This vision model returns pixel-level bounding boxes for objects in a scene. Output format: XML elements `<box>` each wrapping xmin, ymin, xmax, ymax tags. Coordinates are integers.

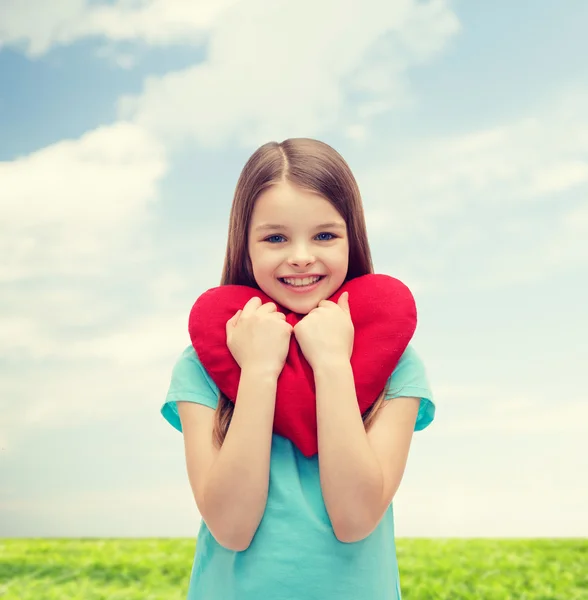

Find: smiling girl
<box><xmin>161</xmin><ymin>138</ymin><xmax>435</xmax><ymax>599</ymax></box>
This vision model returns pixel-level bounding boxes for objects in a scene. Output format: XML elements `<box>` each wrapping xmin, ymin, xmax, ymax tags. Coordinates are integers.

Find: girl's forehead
<box><xmin>252</xmin><ymin>184</ymin><xmax>344</xmax><ymax>224</ymax></box>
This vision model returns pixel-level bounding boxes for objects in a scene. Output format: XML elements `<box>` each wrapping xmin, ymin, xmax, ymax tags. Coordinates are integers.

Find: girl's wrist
<box><xmin>311</xmin><ymin>355</ymin><xmax>352</xmax><ymax>378</ymax></box>
<box><xmin>240</xmin><ymin>362</ymin><xmax>281</xmax><ymax>382</ymax></box>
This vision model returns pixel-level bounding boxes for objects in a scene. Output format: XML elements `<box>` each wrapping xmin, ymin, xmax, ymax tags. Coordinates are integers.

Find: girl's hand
<box><xmin>226</xmin><ymin>296</ymin><xmax>293</xmax><ymax>377</ymax></box>
<box><xmin>293</xmin><ymin>292</ymin><xmax>354</xmax><ymax>370</ymax></box>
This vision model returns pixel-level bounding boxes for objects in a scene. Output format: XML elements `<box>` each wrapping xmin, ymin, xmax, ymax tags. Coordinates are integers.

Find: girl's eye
<box><xmin>265</xmin><ymin>235</ymin><xmax>286</xmax><ymax>243</ymax></box>
<box><xmin>316</xmin><ymin>232</ymin><xmax>335</xmax><ymax>241</ymax></box>
<box><xmin>264</xmin><ymin>233</ymin><xmax>336</xmax><ymax>243</ymax></box>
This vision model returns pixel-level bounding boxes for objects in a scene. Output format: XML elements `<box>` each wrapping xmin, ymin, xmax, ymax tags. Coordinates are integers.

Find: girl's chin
<box><xmin>278</xmin><ymin>295</ymin><xmax>325</xmax><ymax>315</ymax></box>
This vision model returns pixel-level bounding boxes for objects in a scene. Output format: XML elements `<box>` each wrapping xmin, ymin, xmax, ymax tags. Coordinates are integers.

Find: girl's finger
<box><xmin>226</xmin><ymin>309</ymin><xmax>242</xmax><ymax>328</ymax></box>
<box><xmin>241</xmin><ymin>296</ymin><xmax>262</xmax><ymax>317</ymax></box>
<box><xmin>338</xmin><ymin>291</ymin><xmax>350</xmax><ymax>313</ymax></box>
<box><xmin>259</xmin><ymin>301</ymin><xmax>278</xmax><ymax>313</ymax></box>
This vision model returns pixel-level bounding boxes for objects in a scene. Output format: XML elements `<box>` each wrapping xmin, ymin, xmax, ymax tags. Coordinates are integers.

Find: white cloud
<box><xmin>431</xmin><ymin>383</ymin><xmax>588</xmax><ymax>434</ymax></box>
<box><xmin>542</xmin><ymin>204</ymin><xmax>588</xmax><ymax>269</ymax></box>
<box><xmin>0</xmin><ymin>0</ymin><xmax>459</xmax><ymax>71</ymax></box>
<box><xmin>20</xmin><ymin>360</ymin><xmax>173</xmax><ymax>426</ymax></box>
<box><xmin>1</xmin><ymin>0</ymin><xmax>460</xmax><ymax>147</ymax></box>
<box><xmin>0</xmin><ymin>121</ymin><xmax>171</xmax><ymax>448</ymax></box>
<box><xmin>0</xmin><ymin>110</ymin><xmax>233</xmax><ymax>454</ymax></box>
<box><xmin>526</xmin><ymin>160</ymin><xmax>588</xmax><ymax>197</ymax></box>
<box><xmin>95</xmin><ymin>44</ymin><xmax>138</xmax><ymax>69</ymax></box>
<box><xmin>394</xmin><ymin>382</ymin><xmax>588</xmax><ymax>537</ymax></box>
<box><xmin>363</xmin><ymin>90</ymin><xmax>588</xmax><ymax>235</ymax></box>
<box><xmin>118</xmin><ymin>0</ymin><xmax>459</xmax><ymax>147</ymax></box>
<box><xmin>360</xmin><ymin>88</ymin><xmax>588</xmax><ymax>289</ymax></box>
<box><xmin>0</xmin><ymin>325</ymin><xmax>186</xmax><ymax>450</ymax></box>
<box><xmin>0</xmin><ymin>0</ymin><xmax>238</xmax><ymax>56</ymax></box>
<box><xmin>0</xmin><ymin>121</ymin><xmax>167</xmax><ymax>281</ymax></box>
<box><xmin>0</xmin><ymin>241</ymin><xmax>222</xmax><ymax>450</ymax></box>
<box><xmin>64</xmin><ymin>313</ymin><xmax>190</xmax><ymax>366</ymax></box>
<box><xmin>445</xmin><ymin>398</ymin><xmax>588</xmax><ymax>435</ymax></box>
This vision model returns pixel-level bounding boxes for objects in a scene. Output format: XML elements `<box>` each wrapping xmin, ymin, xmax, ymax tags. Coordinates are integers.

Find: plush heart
<box><xmin>188</xmin><ymin>274</ymin><xmax>417</xmax><ymax>457</ymax></box>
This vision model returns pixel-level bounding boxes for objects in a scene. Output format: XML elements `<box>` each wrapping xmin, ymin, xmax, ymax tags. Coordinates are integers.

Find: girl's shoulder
<box><xmin>395</xmin><ymin>344</ymin><xmax>423</xmax><ymax>367</ymax></box>
<box><xmin>171</xmin><ymin>345</ymin><xmax>216</xmax><ymax>386</ymax></box>
<box><xmin>392</xmin><ymin>345</ymin><xmax>431</xmax><ymax>383</ymax></box>
<box><xmin>161</xmin><ymin>346</ymin><xmax>220</xmax><ymax>431</ymax></box>
<box><xmin>386</xmin><ymin>345</ymin><xmax>435</xmax><ymax>430</ymax></box>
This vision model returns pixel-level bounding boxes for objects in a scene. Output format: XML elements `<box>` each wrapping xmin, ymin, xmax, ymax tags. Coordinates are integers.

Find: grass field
<box><xmin>1</xmin><ymin>538</ymin><xmax>586</xmax><ymax>599</ymax></box>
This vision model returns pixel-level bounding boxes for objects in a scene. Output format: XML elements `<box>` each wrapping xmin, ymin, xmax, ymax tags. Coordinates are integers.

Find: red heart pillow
<box><xmin>189</xmin><ymin>274</ymin><xmax>417</xmax><ymax>457</ymax></box>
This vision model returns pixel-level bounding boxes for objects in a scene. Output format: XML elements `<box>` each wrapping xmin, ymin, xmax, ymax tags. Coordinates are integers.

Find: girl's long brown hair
<box><xmin>212</xmin><ymin>138</ymin><xmax>387</xmax><ymax>448</ymax></box>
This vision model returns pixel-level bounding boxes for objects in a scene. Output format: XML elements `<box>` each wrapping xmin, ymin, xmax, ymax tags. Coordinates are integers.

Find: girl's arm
<box><xmin>178</xmin><ymin>366</ymin><xmax>277</xmax><ymax>552</ymax></box>
<box><xmin>314</xmin><ymin>359</ymin><xmax>420</xmax><ymax>543</ymax></box>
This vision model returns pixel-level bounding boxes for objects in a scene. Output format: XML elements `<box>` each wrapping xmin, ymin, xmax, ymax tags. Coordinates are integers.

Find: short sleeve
<box><xmin>384</xmin><ymin>345</ymin><xmax>435</xmax><ymax>431</ymax></box>
<box><xmin>160</xmin><ymin>346</ymin><xmax>220</xmax><ymax>432</ymax></box>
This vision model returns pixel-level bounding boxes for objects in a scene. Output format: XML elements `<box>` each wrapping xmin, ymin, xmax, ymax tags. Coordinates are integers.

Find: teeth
<box><xmin>282</xmin><ymin>276</ymin><xmax>321</xmax><ymax>287</ymax></box>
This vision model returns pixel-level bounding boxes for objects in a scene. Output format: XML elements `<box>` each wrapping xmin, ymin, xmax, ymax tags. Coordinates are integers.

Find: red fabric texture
<box><xmin>189</xmin><ymin>274</ymin><xmax>417</xmax><ymax>457</ymax></box>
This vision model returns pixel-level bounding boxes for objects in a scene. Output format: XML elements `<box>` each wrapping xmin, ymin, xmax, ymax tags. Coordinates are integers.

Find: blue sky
<box><xmin>1</xmin><ymin>0</ymin><xmax>586</xmax><ymax>538</ymax></box>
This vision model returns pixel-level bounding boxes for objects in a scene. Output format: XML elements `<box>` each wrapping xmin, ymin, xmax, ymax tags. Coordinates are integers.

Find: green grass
<box><xmin>0</xmin><ymin>538</ymin><xmax>586</xmax><ymax>599</ymax></box>
<box><xmin>396</xmin><ymin>539</ymin><xmax>587</xmax><ymax>599</ymax></box>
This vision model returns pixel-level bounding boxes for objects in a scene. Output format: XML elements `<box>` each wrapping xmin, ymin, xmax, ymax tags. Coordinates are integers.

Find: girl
<box><xmin>161</xmin><ymin>138</ymin><xmax>435</xmax><ymax>599</ymax></box>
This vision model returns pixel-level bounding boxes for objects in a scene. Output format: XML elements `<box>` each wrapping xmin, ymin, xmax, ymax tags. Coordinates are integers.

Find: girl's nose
<box><xmin>288</xmin><ymin>249</ymin><xmax>316</xmax><ymax>268</ymax></box>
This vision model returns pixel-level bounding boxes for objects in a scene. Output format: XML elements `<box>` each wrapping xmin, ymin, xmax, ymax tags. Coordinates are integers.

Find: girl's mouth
<box><xmin>278</xmin><ymin>275</ymin><xmax>326</xmax><ymax>292</ymax></box>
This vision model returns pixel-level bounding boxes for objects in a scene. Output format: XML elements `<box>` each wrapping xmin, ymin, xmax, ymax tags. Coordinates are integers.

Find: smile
<box><xmin>279</xmin><ymin>275</ymin><xmax>325</xmax><ymax>288</ymax></box>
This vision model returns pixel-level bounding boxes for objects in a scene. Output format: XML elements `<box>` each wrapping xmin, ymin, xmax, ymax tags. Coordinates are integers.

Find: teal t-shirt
<box><xmin>161</xmin><ymin>345</ymin><xmax>435</xmax><ymax>600</ymax></box>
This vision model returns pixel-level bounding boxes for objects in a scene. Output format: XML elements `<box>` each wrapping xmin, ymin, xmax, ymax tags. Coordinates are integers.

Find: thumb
<box><xmin>227</xmin><ymin>309</ymin><xmax>242</xmax><ymax>329</ymax></box>
<box><xmin>338</xmin><ymin>291</ymin><xmax>350</xmax><ymax>313</ymax></box>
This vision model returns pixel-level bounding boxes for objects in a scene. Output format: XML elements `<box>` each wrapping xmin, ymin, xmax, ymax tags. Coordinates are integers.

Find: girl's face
<box><xmin>248</xmin><ymin>181</ymin><xmax>349</xmax><ymax>315</ymax></box>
